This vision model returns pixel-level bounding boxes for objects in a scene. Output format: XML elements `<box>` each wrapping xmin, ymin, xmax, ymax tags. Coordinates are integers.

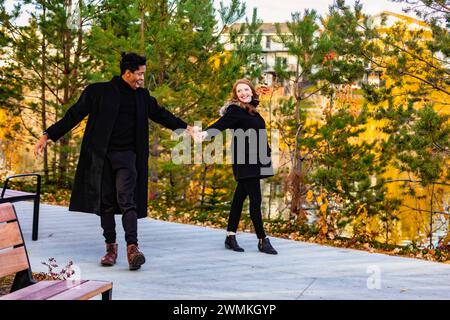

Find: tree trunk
<box><xmin>149</xmin><ymin>129</ymin><xmax>160</xmax><ymax>198</ymax></box>
<box><xmin>58</xmin><ymin>0</ymin><xmax>73</xmax><ymax>186</ymax></box>
<box><xmin>289</xmin><ymin>85</ymin><xmax>307</xmax><ymax>222</ymax></box>
<box><xmin>139</xmin><ymin>0</ymin><xmax>145</xmax><ymax>55</ymax></box>
<box><xmin>429</xmin><ymin>183</ymin><xmax>435</xmax><ymax>248</ymax></box>
<box><xmin>200</xmin><ymin>165</ymin><xmax>209</xmax><ymax>212</ymax></box>
<box><xmin>149</xmin><ymin>0</ymin><xmax>169</xmax><ymax>198</ymax></box>
<box><xmin>41</xmin><ymin>3</ymin><xmax>49</xmax><ymax>181</ymax></box>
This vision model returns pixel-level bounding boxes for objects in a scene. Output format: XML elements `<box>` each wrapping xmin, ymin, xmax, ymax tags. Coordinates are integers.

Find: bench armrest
<box><xmin>1</xmin><ymin>174</ymin><xmax>42</xmax><ymax>198</ymax></box>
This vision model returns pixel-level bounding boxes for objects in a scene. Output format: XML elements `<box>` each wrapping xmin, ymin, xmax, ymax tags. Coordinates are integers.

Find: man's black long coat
<box><xmin>45</xmin><ymin>77</ymin><xmax>187</xmax><ymax>219</ymax></box>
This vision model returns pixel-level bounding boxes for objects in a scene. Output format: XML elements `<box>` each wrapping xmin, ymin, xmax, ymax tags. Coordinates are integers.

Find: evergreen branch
<box><xmin>18</xmin><ymin>111</ymin><xmax>38</xmax><ymax>139</ymax></box>
<box><xmin>400</xmin><ymin>203</ymin><xmax>449</xmax><ymax>215</ymax></box>
<box><xmin>360</xmin><ymin>51</ymin><xmax>450</xmax><ymax>96</ymax></box>
<box><xmin>382</xmin><ymin>179</ymin><xmax>450</xmax><ymax>186</ymax></box>
<box><xmin>27</xmin><ymin>63</ymin><xmax>65</xmax><ymax>105</ymax></box>
<box><xmin>7</xmin><ymin>102</ymin><xmax>39</xmax><ymax>114</ymax></box>
<box><xmin>387</xmin><ymin>38</ymin><xmax>450</xmax><ymax>76</ymax></box>
<box><xmin>275</xmin><ymin>120</ymin><xmax>294</xmax><ymax>164</ymax></box>
<box><xmin>400</xmin><ymin>70</ymin><xmax>450</xmax><ymax>95</ymax></box>
<box><xmin>400</xmin><ymin>0</ymin><xmax>450</xmax><ymax>15</ymax></box>
<box><xmin>302</xmin><ymin>85</ymin><xmax>327</xmax><ymax>100</ymax></box>
<box><xmin>425</xmin><ymin>98</ymin><xmax>450</xmax><ymax>105</ymax></box>
<box><xmin>432</xmin><ymin>141</ymin><xmax>450</xmax><ymax>154</ymax></box>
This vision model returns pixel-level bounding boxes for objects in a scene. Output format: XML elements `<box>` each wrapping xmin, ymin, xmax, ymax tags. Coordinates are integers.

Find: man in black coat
<box><xmin>34</xmin><ymin>52</ymin><xmax>195</xmax><ymax>270</ymax></box>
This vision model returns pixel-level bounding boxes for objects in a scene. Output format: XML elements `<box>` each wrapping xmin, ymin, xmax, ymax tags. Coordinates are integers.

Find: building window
<box><xmin>266</xmin><ymin>36</ymin><xmax>271</xmax><ymax>49</ymax></box>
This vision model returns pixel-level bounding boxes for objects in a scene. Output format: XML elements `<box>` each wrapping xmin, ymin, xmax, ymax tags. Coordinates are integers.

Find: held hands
<box><xmin>186</xmin><ymin>125</ymin><xmax>206</xmax><ymax>143</ymax></box>
<box><xmin>34</xmin><ymin>134</ymin><xmax>49</xmax><ymax>158</ymax></box>
<box><xmin>194</xmin><ymin>131</ymin><xmax>207</xmax><ymax>143</ymax></box>
<box><xmin>185</xmin><ymin>125</ymin><xmax>198</xmax><ymax>139</ymax></box>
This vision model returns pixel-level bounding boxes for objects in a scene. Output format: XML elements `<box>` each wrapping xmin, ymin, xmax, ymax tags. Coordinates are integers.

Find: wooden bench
<box><xmin>0</xmin><ymin>174</ymin><xmax>41</xmax><ymax>241</ymax></box>
<box><xmin>0</xmin><ymin>203</ymin><xmax>113</xmax><ymax>300</ymax></box>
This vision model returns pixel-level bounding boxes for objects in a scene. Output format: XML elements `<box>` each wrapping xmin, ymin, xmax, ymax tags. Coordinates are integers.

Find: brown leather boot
<box><xmin>127</xmin><ymin>244</ymin><xmax>146</xmax><ymax>270</ymax></box>
<box><xmin>101</xmin><ymin>243</ymin><xmax>118</xmax><ymax>266</ymax></box>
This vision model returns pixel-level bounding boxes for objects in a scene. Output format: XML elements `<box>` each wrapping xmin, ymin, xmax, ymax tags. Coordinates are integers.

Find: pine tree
<box><xmin>0</xmin><ymin>0</ymin><xmax>103</xmax><ymax>186</ymax></box>
<box><xmin>272</xmin><ymin>9</ymin><xmax>323</xmax><ymax>222</ymax></box>
<box><xmin>365</xmin><ymin>0</ymin><xmax>450</xmax><ymax>247</ymax></box>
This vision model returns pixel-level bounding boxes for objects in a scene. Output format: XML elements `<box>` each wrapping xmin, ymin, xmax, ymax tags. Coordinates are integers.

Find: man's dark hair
<box><xmin>120</xmin><ymin>52</ymin><xmax>146</xmax><ymax>75</ymax></box>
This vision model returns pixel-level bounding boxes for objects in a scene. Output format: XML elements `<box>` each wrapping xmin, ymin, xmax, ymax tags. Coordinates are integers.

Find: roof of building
<box><xmin>224</xmin><ymin>11</ymin><xmax>428</xmax><ymax>35</ymax></box>
<box><xmin>225</xmin><ymin>22</ymin><xmax>290</xmax><ymax>34</ymax></box>
<box><xmin>371</xmin><ymin>11</ymin><xmax>429</xmax><ymax>28</ymax></box>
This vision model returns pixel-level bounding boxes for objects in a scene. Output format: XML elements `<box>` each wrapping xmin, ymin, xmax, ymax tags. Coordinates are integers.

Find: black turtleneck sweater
<box><xmin>108</xmin><ymin>76</ymin><xmax>137</xmax><ymax>152</ymax></box>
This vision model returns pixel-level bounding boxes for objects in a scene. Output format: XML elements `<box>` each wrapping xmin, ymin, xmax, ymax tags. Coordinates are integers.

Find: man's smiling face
<box><xmin>123</xmin><ymin>65</ymin><xmax>146</xmax><ymax>90</ymax></box>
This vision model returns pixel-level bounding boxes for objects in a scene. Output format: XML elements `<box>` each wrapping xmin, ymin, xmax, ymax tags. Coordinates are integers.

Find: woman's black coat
<box><xmin>45</xmin><ymin>76</ymin><xmax>187</xmax><ymax>219</ymax></box>
<box><xmin>205</xmin><ymin>103</ymin><xmax>274</xmax><ymax>181</ymax></box>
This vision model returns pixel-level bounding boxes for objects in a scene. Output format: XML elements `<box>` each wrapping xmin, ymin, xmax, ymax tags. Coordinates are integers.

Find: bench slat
<box><xmin>0</xmin><ymin>222</ymin><xmax>23</xmax><ymax>250</ymax></box>
<box><xmin>0</xmin><ymin>281</ymin><xmax>60</xmax><ymax>300</ymax></box>
<box><xmin>12</xmin><ymin>279</ymin><xmax>89</xmax><ymax>300</ymax></box>
<box><xmin>0</xmin><ymin>203</ymin><xmax>16</xmax><ymax>223</ymax></box>
<box><xmin>48</xmin><ymin>280</ymin><xmax>113</xmax><ymax>300</ymax></box>
<box><xmin>2</xmin><ymin>190</ymin><xmax>34</xmax><ymax>197</ymax></box>
<box><xmin>0</xmin><ymin>246</ymin><xmax>29</xmax><ymax>278</ymax></box>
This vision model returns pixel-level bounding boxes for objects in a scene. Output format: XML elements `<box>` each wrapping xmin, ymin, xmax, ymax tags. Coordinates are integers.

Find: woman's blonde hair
<box><xmin>229</xmin><ymin>79</ymin><xmax>259</xmax><ymax>115</ymax></box>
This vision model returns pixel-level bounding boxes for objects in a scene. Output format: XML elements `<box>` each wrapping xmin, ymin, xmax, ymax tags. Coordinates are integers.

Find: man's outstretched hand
<box><xmin>186</xmin><ymin>125</ymin><xmax>203</xmax><ymax>142</ymax></box>
<box><xmin>34</xmin><ymin>134</ymin><xmax>48</xmax><ymax>158</ymax></box>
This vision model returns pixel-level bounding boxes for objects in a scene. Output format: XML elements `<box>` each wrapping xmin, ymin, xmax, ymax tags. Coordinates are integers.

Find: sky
<box><xmin>5</xmin><ymin>0</ymin><xmax>413</xmax><ymax>25</ymax></box>
<box><xmin>213</xmin><ymin>0</ymin><xmax>412</xmax><ymax>23</ymax></box>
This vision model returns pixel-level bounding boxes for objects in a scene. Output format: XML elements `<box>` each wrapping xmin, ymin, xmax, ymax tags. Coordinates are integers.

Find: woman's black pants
<box><xmin>227</xmin><ymin>178</ymin><xmax>266</xmax><ymax>239</ymax></box>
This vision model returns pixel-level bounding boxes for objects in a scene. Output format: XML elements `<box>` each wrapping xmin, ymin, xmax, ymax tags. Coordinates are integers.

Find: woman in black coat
<box><xmin>200</xmin><ymin>79</ymin><xmax>278</xmax><ymax>254</ymax></box>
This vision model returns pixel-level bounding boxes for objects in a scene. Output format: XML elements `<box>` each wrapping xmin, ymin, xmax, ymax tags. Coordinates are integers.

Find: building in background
<box><xmin>223</xmin><ymin>11</ymin><xmax>429</xmax><ymax>95</ymax></box>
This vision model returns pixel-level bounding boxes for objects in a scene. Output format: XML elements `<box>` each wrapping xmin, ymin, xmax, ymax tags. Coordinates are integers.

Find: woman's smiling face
<box><xmin>235</xmin><ymin>83</ymin><xmax>253</xmax><ymax>104</ymax></box>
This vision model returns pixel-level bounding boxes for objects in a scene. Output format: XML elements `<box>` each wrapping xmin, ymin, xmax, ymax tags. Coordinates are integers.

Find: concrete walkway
<box><xmin>11</xmin><ymin>202</ymin><xmax>450</xmax><ymax>300</ymax></box>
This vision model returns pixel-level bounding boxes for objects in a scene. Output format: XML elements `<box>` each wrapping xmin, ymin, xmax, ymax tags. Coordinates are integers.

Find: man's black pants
<box><xmin>100</xmin><ymin>150</ymin><xmax>138</xmax><ymax>246</ymax></box>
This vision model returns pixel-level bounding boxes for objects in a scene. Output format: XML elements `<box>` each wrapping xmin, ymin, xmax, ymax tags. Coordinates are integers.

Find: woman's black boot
<box><xmin>225</xmin><ymin>235</ymin><xmax>245</xmax><ymax>252</ymax></box>
<box><xmin>258</xmin><ymin>237</ymin><xmax>278</xmax><ymax>255</ymax></box>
